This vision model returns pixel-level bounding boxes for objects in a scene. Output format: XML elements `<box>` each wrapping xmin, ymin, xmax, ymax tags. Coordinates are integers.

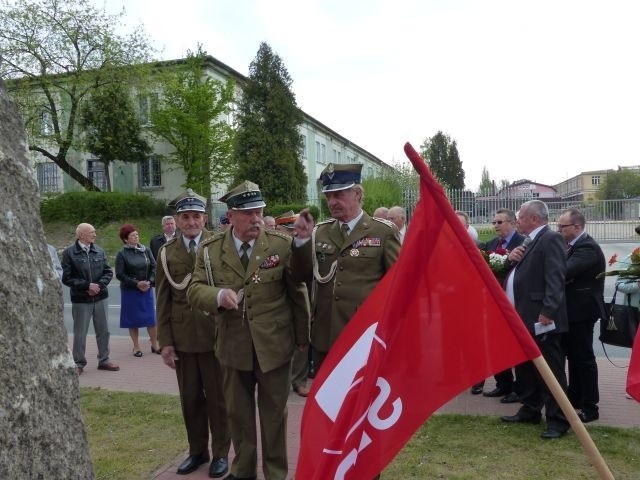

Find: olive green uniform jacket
<box><xmin>156</xmin><ymin>231</ymin><xmax>214</xmax><ymax>352</ymax></box>
<box><xmin>187</xmin><ymin>229</ymin><xmax>310</xmax><ymax>373</ymax></box>
<box><xmin>292</xmin><ymin>212</ymin><xmax>400</xmax><ymax>352</ymax></box>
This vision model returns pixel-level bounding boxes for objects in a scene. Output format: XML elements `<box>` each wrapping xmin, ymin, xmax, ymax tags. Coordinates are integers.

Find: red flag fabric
<box><xmin>295</xmin><ymin>142</ymin><xmax>541</xmax><ymax>480</ymax></box>
<box><xmin>627</xmin><ymin>331</ymin><xmax>640</xmax><ymax>401</ymax></box>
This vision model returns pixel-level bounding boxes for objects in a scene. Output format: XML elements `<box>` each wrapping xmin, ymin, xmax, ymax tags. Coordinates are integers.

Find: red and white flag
<box><xmin>295</xmin><ymin>143</ymin><xmax>541</xmax><ymax>480</ymax></box>
<box><xmin>627</xmin><ymin>331</ymin><xmax>640</xmax><ymax>401</ymax></box>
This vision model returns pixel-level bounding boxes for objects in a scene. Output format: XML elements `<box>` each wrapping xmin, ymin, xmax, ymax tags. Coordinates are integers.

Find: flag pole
<box><xmin>532</xmin><ymin>356</ymin><xmax>614</xmax><ymax>480</ymax></box>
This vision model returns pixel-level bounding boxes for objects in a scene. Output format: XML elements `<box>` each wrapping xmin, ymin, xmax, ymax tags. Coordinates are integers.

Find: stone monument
<box><xmin>0</xmin><ymin>79</ymin><xmax>95</xmax><ymax>478</ymax></box>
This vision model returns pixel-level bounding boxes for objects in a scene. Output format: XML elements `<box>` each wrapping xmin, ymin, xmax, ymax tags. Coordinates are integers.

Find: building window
<box><xmin>139</xmin><ymin>156</ymin><xmax>162</xmax><ymax>188</ymax></box>
<box><xmin>316</xmin><ymin>141</ymin><xmax>326</xmax><ymax>164</ymax></box>
<box><xmin>592</xmin><ymin>175</ymin><xmax>601</xmax><ymax>186</ymax></box>
<box><xmin>40</xmin><ymin>111</ymin><xmax>53</xmax><ymax>136</ymax></box>
<box><xmin>301</xmin><ymin>134</ymin><xmax>307</xmax><ymax>159</ymax></box>
<box><xmin>36</xmin><ymin>162</ymin><xmax>58</xmax><ymax>193</ymax></box>
<box><xmin>87</xmin><ymin>159</ymin><xmax>107</xmax><ymax>190</ymax></box>
<box><xmin>227</xmin><ymin>102</ymin><xmax>238</xmax><ymax>126</ymax></box>
<box><xmin>333</xmin><ymin>148</ymin><xmax>341</xmax><ymax>164</ymax></box>
<box><xmin>137</xmin><ymin>93</ymin><xmax>158</xmax><ymax>125</ymax></box>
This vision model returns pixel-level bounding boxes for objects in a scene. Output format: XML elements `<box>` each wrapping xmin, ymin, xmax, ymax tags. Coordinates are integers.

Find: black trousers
<box><xmin>562</xmin><ymin>321</ymin><xmax>599</xmax><ymax>414</ymax></box>
<box><xmin>515</xmin><ymin>332</ymin><xmax>569</xmax><ymax>431</ymax></box>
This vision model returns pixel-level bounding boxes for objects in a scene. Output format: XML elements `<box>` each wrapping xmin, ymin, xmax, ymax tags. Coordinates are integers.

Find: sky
<box><xmin>95</xmin><ymin>0</ymin><xmax>640</xmax><ymax>190</ymax></box>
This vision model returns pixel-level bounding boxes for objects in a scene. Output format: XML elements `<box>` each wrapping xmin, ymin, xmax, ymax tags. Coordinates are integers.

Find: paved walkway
<box><xmin>74</xmin><ymin>335</ymin><xmax>640</xmax><ymax>480</ymax></box>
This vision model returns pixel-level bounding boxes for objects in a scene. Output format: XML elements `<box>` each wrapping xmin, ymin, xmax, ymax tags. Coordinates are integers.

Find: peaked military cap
<box><xmin>219</xmin><ymin>180</ymin><xmax>266</xmax><ymax>210</ymax></box>
<box><xmin>168</xmin><ymin>189</ymin><xmax>207</xmax><ymax>213</ymax></box>
<box><xmin>319</xmin><ymin>163</ymin><xmax>363</xmax><ymax>192</ymax></box>
<box><xmin>275</xmin><ymin>210</ymin><xmax>297</xmax><ymax>228</ymax></box>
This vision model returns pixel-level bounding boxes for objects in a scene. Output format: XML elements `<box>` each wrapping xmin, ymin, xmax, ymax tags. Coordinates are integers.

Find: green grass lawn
<box><xmin>82</xmin><ymin>388</ymin><xmax>640</xmax><ymax>480</ymax></box>
<box><xmin>81</xmin><ymin>388</ymin><xmax>186</xmax><ymax>479</ymax></box>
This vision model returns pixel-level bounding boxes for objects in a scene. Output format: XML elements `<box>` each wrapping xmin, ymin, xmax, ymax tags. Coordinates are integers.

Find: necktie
<box><xmin>240</xmin><ymin>242</ymin><xmax>250</xmax><ymax>270</ymax></box>
<box><xmin>341</xmin><ymin>223</ymin><xmax>350</xmax><ymax>238</ymax></box>
<box><xmin>188</xmin><ymin>240</ymin><xmax>196</xmax><ymax>261</ymax></box>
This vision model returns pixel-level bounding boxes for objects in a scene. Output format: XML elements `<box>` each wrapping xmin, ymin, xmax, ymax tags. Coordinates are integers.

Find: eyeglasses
<box><xmin>557</xmin><ymin>224</ymin><xmax>576</xmax><ymax>229</ymax></box>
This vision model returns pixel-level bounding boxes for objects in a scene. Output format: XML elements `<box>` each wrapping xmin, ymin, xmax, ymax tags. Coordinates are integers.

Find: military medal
<box><xmin>350</xmin><ymin>248</ymin><xmax>359</xmax><ymax>257</ymax></box>
<box><xmin>251</xmin><ymin>272</ymin><xmax>261</xmax><ymax>284</ymax></box>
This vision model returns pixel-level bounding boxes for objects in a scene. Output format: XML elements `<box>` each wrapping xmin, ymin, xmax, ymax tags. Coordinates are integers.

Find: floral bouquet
<box><xmin>481</xmin><ymin>246</ymin><xmax>509</xmax><ymax>280</ymax></box>
<box><xmin>597</xmin><ymin>247</ymin><xmax>640</xmax><ymax>280</ymax></box>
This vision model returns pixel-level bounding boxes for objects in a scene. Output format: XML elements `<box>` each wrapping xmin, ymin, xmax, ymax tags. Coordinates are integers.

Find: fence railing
<box><xmin>409</xmin><ymin>188</ymin><xmax>640</xmax><ymax>242</ymax></box>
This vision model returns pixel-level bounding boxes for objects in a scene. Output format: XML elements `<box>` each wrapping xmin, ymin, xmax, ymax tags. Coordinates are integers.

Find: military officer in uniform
<box><xmin>156</xmin><ymin>189</ymin><xmax>230</xmax><ymax>478</ymax></box>
<box><xmin>292</xmin><ymin>163</ymin><xmax>401</xmax><ymax>370</ymax></box>
<box><xmin>187</xmin><ymin>181</ymin><xmax>310</xmax><ymax>480</ymax></box>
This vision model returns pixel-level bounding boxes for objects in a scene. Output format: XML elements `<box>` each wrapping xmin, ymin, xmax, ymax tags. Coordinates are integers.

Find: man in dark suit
<box><xmin>558</xmin><ymin>208</ymin><xmax>606</xmax><ymax>423</ymax></box>
<box><xmin>188</xmin><ymin>181</ymin><xmax>310</xmax><ymax>480</ymax></box>
<box><xmin>501</xmin><ymin>200</ymin><xmax>570</xmax><ymax>439</ymax></box>
<box><xmin>149</xmin><ymin>215</ymin><xmax>177</xmax><ymax>260</ymax></box>
<box><xmin>156</xmin><ymin>190</ymin><xmax>230</xmax><ymax>477</ymax></box>
<box><xmin>471</xmin><ymin>208</ymin><xmax>524</xmax><ymax>401</ymax></box>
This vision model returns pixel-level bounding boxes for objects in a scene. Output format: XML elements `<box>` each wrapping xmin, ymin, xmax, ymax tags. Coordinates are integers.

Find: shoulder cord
<box><xmin>203</xmin><ymin>246</ymin><xmax>214</xmax><ymax>287</ymax></box>
<box><xmin>311</xmin><ymin>225</ymin><xmax>338</xmax><ymax>284</ymax></box>
<box><xmin>159</xmin><ymin>247</ymin><xmax>191</xmax><ymax>290</ymax></box>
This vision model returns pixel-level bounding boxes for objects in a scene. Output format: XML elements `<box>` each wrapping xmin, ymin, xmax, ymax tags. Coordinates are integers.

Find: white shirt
<box><xmin>182</xmin><ymin>232</ymin><xmax>203</xmax><ymax>251</ymax></box>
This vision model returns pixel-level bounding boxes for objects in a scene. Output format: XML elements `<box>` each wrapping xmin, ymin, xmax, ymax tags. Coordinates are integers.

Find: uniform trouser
<box><xmin>562</xmin><ymin>320</ymin><xmax>599</xmax><ymax>414</ymax></box>
<box><xmin>290</xmin><ymin>347</ymin><xmax>308</xmax><ymax>389</ymax></box>
<box><xmin>72</xmin><ymin>299</ymin><xmax>110</xmax><ymax>368</ymax></box>
<box><xmin>515</xmin><ymin>332</ymin><xmax>569</xmax><ymax>431</ymax></box>
<box><xmin>175</xmin><ymin>351</ymin><xmax>230</xmax><ymax>458</ymax></box>
<box><xmin>222</xmin><ymin>360</ymin><xmax>290</xmax><ymax>480</ymax></box>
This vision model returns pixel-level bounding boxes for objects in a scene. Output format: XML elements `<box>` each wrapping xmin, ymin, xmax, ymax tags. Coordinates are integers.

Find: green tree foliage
<box><xmin>478</xmin><ymin>166</ymin><xmax>497</xmax><ymax>196</ymax></box>
<box><xmin>232</xmin><ymin>42</ymin><xmax>307</xmax><ymax>204</ymax></box>
<box><xmin>597</xmin><ymin>169</ymin><xmax>640</xmax><ymax>199</ymax></box>
<box><xmin>80</xmin><ymin>81</ymin><xmax>151</xmax><ymax>191</ymax></box>
<box><xmin>0</xmin><ymin>0</ymin><xmax>153</xmax><ymax>191</ymax></box>
<box><xmin>420</xmin><ymin>131</ymin><xmax>465</xmax><ymax>189</ymax></box>
<box><xmin>149</xmin><ymin>47</ymin><xmax>235</xmax><ymax>200</ymax></box>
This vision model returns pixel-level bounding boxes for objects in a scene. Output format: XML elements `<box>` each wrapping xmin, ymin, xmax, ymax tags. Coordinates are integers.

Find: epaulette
<box><xmin>316</xmin><ymin>218</ymin><xmax>337</xmax><ymax>226</ymax></box>
<box><xmin>200</xmin><ymin>231</ymin><xmax>226</xmax><ymax>246</ymax></box>
<box><xmin>265</xmin><ymin>229</ymin><xmax>292</xmax><ymax>241</ymax></box>
<box><xmin>371</xmin><ymin>217</ymin><xmax>396</xmax><ymax>229</ymax></box>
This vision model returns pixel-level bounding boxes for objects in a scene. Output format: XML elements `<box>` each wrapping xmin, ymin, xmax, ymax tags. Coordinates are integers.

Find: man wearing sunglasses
<box><xmin>471</xmin><ymin>208</ymin><xmax>525</xmax><ymax>401</ymax></box>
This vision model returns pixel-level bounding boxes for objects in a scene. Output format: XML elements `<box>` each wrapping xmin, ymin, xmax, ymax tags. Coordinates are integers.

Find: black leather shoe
<box><xmin>223</xmin><ymin>474</ymin><xmax>257</xmax><ymax>480</ymax></box>
<box><xmin>483</xmin><ymin>387</ymin><xmax>509</xmax><ymax>398</ymax></box>
<box><xmin>500</xmin><ymin>412</ymin><xmax>541</xmax><ymax>424</ymax></box>
<box><xmin>209</xmin><ymin>457</ymin><xmax>229</xmax><ymax>478</ymax></box>
<box><xmin>541</xmin><ymin>428</ymin><xmax>567</xmax><ymax>439</ymax></box>
<box><xmin>578</xmin><ymin>411</ymin><xmax>599</xmax><ymax>423</ymax></box>
<box><xmin>470</xmin><ymin>383</ymin><xmax>484</xmax><ymax>395</ymax></box>
<box><xmin>500</xmin><ymin>392</ymin><xmax>520</xmax><ymax>404</ymax></box>
<box><xmin>177</xmin><ymin>452</ymin><xmax>210</xmax><ymax>475</ymax></box>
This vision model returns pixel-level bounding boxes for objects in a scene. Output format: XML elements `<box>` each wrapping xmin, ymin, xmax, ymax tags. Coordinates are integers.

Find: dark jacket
<box><xmin>512</xmin><ymin>225</ymin><xmax>568</xmax><ymax>333</ymax></box>
<box><xmin>62</xmin><ymin>240</ymin><xmax>113</xmax><ymax>303</ymax></box>
<box><xmin>115</xmin><ymin>245</ymin><xmax>156</xmax><ymax>290</ymax></box>
<box><xmin>565</xmin><ymin>233</ymin><xmax>607</xmax><ymax>323</ymax></box>
<box><xmin>484</xmin><ymin>231</ymin><xmax>525</xmax><ymax>252</ymax></box>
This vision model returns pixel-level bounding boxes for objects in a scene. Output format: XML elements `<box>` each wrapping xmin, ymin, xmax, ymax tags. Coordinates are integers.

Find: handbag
<box><xmin>600</xmin><ymin>285</ymin><xmax>640</xmax><ymax>348</ymax></box>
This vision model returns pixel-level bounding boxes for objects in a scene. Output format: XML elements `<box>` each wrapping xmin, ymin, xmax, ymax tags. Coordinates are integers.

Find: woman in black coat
<box><xmin>115</xmin><ymin>224</ymin><xmax>159</xmax><ymax>356</ymax></box>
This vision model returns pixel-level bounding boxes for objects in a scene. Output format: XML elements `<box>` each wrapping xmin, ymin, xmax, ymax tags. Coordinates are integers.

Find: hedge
<box><xmin>41</xmin><ymin>192</ymin><xmax>168</xmax><ymax>226</ymax></box>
